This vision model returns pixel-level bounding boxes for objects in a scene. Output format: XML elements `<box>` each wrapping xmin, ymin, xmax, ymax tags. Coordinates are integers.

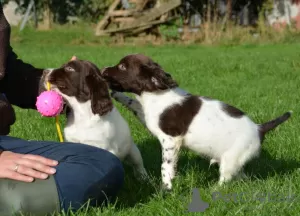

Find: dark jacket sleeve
<box><xmin>0</xmin><ymin>93</ymin><xmax>15</xmax><ymax>135</ymax></box>
<box><xmin>0</xmin><ymin>3</ymin><xmax>45</xmax><ymax>109</ymax></box>
<box><xmin>0</xmin><ymin>47</ymin><xmax>45</xmax><ymax>109</ymax></box>
<box><xmin>0</xmin><ymin>3</ymin><xmax>10</xmax><ymax>80</ymax></box>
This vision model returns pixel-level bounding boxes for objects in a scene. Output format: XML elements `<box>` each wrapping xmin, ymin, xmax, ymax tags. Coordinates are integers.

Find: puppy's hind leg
<box><xmin>126</xmin><ymin>143</ymin><xmax>148</xmax><ymax>181</ymax></box>
<box><xmin>209</xmin><ymin>159</ymin><xmax>218</xmax><ymax>169</ymax></box>
<box><xmin>218</xmin><ymin>153</ymin><xmax>240</xmax><ymax>186</ymax></box>
<box><xmin>218</xmin><ymin>138</ymin><xmax>260</xmax><ymax>186</ymax></box>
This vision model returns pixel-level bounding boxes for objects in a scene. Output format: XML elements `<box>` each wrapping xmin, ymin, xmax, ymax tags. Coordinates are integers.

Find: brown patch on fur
<box><xmin>101</xmin><ymin>54</ymin><xmax>178</xmax><ymax>95</ymax></box>
<box><xmin>46</xmin><ymin>59</ymin><xmax>113</xmax><ymax>116</ymax></box>
<box><xmin>159</xmin><ymin>95</ymin><xmax>202</xmax><ymax>137</ymax></box>
<box><xmin>222</xmin><ymin>104</ymin><xmax>245</xmax><ymax>118</ymax></box>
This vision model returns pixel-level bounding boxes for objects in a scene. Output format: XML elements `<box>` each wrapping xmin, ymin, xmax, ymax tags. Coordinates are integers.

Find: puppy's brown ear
<box><xmin>86</xmin><ymin>71</ymin><xmax>113</xmax><ymax>116</ymax></box>
<box><xmin>141</xmin><ymin>62</ymin><xmax>178</xmax><ymax>91</ymax></box>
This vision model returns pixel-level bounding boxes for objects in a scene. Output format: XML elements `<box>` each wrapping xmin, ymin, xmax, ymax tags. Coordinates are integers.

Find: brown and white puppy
<box><xmin>101</xmin><ymin>54</ymin><xmax>291</xmax><ymax>190</ymax></box>
<box><xmin>41</xmin><ymin>57</ymin><xmax>148</xmax><ymax>180</ymax></box>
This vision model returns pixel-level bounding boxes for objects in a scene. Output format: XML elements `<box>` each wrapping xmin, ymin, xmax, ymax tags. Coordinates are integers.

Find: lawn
<box><xmin>7</xmin><ymin>28</ymin><xmax>300</xmax><ymax>215</ymax></box>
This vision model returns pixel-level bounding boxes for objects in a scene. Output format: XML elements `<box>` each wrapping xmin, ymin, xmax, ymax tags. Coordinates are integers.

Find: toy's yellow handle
<box><xmin>46</xmin><ymin>82</ymin><xmax>64</xmax><ymax>143</ymax></box>
<box><xmin>46</xmin><ymin>82</ymin><xmax>51</xmax><ymax>91</ymax></box>
<box><xmin>55</xmin><ymin>117</ymin><xmax>64</xmax><ymax>142</ymax></box>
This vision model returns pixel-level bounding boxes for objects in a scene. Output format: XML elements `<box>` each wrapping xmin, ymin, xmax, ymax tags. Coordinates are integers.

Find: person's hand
<box><xmin>0</xmin><ymin>151</ymin><xmax>58</xmax><ymax>182</ymax></box>
<box><xmin>0</xmin><ymin>93</ymin><xmax>15</xmax><ymax>135</ymax></box>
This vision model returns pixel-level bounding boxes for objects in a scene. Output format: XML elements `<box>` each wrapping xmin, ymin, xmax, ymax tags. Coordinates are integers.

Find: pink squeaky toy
<box><xmin>36</xmin><ymin>91</ymin><xmax>63</xmax><ymax>117</ymax></box>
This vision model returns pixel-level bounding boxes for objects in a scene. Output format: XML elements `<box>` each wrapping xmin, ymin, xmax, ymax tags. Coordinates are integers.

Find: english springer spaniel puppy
<box><xmin>41</xmin><ymin>57</ymin><xmax>148</xmax><ymax>180</ymax></box>
<box><xmin>100</xmin><ymin>54</ymin><xmax>292</xmax><ymax>190</ymax></box>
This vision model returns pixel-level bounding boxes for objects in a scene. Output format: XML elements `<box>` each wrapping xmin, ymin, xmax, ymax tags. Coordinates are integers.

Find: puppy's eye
<box><xmin>118</xmin><ymin>64</ymin><xmax>126</xmax><ymax>71</ymax></box>
<box><xmin>65</xmin><ymin>66</ymin><xmax>75</xmax><ymax>72</ymax></box>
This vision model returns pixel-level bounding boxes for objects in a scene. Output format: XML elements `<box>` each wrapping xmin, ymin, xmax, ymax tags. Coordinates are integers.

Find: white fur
<box><xmin>44</xmin><ymin>70</ymin><xmax>148</xmax><ymax>179</ymax></box>
<box><xmin>112</xmin><ymin>88</ymin><xmax>262</xmax><ymax>189</ymax></box>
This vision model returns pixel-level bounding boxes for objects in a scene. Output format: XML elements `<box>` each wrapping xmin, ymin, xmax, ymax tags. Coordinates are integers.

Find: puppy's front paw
<box><xmin>135</xmin><ymin>169</ymin><xmax>149</xmax><ymax>182</ymax></box>
<box><xmin>159</xmin><ymin>183</ymin><xmax>172</xmax><ymax>197</ymax></box>
<box><xmin>162</xmin><ymin>182</ymin><xmax>172</xmax><ymax>191</ymax></box>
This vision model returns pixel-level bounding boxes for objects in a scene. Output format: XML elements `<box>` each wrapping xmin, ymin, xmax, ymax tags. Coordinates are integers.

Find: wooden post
<box><xmin>38</xmin><ymin>0</ymin><xmax>52</xmax><ymax>30</ymax></box>
<box><xmin>213</xmin><ymin>0</ymin><xmax>218</xmax><ymax>33</ymax></box>
<box><xmin>226</xmin><ymin>0</ymin><xmax>232</xmax><ymax>27</ymax></box>
<box><xmin>19</xmin><ymin>0</ymin><xmax>35</xmax><ymax>31</ymax></box>
<box><xmin>33</xmin><ymin>0</ymin><xmax>38</xmax><ymax>28</ymax></box>
<box><xmin>95</xmin><ymin>0</ymin><xmax>181</xmax><ymax>37</ymax></box>
<box><xmin>95</xmin><ymin>0</ymin><xmax>121</xmax><ymax>36</ymax></box>
<box><xmin>204</xmin><ymin>0</ymin><xmax>211</xmax><ymax>42</ymax></box>
<box><xmin>221</xmin><ymin>0</ymin><xmax>232</xmax><ymax>31</ymax></box>
<box><xmin>227</xmin><ymin>0</ymin><xmax>232</xmax><ymax>18</ymax></box>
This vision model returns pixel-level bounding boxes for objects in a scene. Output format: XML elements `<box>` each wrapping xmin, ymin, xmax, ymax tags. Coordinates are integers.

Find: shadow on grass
<box><xmin>113</xmin><ymin>137</ymin><xmax>162</xmax><ymax>209</ymax></box>
<box><xmin>113</xmin><ymin>138</ymin><xmax>216</xmax><ymax>209</ymax></box>
<box><xmin>245</xmin><ymin>148</ymin><xmax>300</xmax><ymax>180</ymax></box>
<box><xmin>113</xmin><ymin>138</ymin><xmax>300</xmax><ymax>210</ymax></box>
<box><xmin>177</xmin><ymin>148</ymin><xmax>300</xmax><ymax>187</ymax></box>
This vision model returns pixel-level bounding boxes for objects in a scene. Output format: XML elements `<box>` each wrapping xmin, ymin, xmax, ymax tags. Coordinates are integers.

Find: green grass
<box><xmin>7</xmin><ymin>29</ymin><xmax>300</xmax><ymax>215</ymax></box>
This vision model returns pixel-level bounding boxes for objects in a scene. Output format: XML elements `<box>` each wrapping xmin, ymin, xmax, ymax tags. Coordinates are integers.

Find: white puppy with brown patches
<box><xmin>100</xmin><ymin>54</ymin><xmax>292</xmax><ymax>190</ymax></box>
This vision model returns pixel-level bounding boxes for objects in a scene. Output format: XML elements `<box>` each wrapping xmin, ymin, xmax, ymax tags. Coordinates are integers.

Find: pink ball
<box><xmin>36</xmin><ymin>91</ymin><xmax>63</xmax><ymax>117</ymax></box>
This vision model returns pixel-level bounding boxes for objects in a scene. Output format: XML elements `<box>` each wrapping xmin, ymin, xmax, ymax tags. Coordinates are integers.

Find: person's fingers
<box><xmin>22</xmin><ymin>154</ymin><xmax>58</xmax><ymax>166</ymax></box>
<box><xmin>13</xmin><ymin>164</ymin><xmax>49</xmax><ymax>179</ymax></box>
<box><xmin>1</xmin><ymin>151</ymin><xmax>22</xmax><ymax>158</ymax></box>
<box><xmin>17</xmin><ymin>158</ymin><xmax>57</xmax><ymax>175</ymax></box>
<box><xmin>5</xmin><ymin>170</ymin><xmax>34</xmax><ymax>182</ymax></box>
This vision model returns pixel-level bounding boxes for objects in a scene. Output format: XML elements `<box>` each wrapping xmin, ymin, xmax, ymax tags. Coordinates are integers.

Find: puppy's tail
<box><xmin>258</xmin><ymin>111</ymin><xmax>292</xmax><ymax>141</ymax></box>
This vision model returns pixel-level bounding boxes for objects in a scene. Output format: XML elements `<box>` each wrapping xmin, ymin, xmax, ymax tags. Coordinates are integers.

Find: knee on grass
<box><xmin>54</xmin><ymin>144</ymin><xmax>125</xmax><ymax>211</ymax></box>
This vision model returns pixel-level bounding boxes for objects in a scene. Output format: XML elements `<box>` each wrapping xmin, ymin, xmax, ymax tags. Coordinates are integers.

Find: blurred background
<box><xmin>2</xmin><ymin>0</ymin><xmax>300</xmax><ymax>45</ymax></box>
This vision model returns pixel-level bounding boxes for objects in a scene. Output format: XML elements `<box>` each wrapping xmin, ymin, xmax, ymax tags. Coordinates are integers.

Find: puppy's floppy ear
<box><xmin>86</xmin><ymin>69</ymin><xmax>113</xmax><ymax>116</ymax></box>
<box><xmin>141</xmin><ymin>62</ymin><xmax>178</xmax><ymax>91</ymax></box>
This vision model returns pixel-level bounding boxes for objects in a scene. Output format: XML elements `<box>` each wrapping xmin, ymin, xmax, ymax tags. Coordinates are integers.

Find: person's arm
<box><xmin>0</xmin><ymin>3</ymin><xmax>10</xmax><ymax>80</ymax></box>
<box><xmin>0</xmin><ymin>47</ymin><xmax>45</xmax><ymax>109</ymax></box>
<box><xmin>0</xmin><ymin>3</ymin><xmax>45</xmax><ymax>109</ymax></box>
<box><xmin>0</xmin><ymin>93</ymin><xmax>15</xmax><ymax>135</ymax></box>
<box><xmin>0</xmin><ymin>95</ymin><xmax>58</xmax><ymax>182</ymax></box>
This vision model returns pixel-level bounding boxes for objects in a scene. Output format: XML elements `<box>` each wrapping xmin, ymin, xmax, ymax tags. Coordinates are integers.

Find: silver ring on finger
<box><xmin>14</xmin><ymin>164</ymin><xmax>20</xmax><ymax>172</ymax></box>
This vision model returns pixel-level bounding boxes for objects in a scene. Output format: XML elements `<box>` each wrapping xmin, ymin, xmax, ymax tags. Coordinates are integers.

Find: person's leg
<box><xmin>0</xmin><ymin>175</ymin><xmax>60</xmax><ymax>216</ymax></box>
<box><xmin>0</xmin><ymin>136</ymin><xmax>124</xmax><ymax>214</ymax></box>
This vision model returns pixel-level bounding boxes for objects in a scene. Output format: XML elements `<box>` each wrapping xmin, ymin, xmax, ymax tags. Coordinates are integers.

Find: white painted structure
<box><xmin>266</xmin><ymin>0</ymin><xmax>300</xmax><ymax>29</ymax></box>
<box><xmin>3</xmin><ymin>1</ymin><xmax>24</xmax><ymax>26</ymax></box>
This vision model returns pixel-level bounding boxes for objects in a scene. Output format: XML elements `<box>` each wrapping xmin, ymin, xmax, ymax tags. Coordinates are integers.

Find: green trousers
<box><xmin>0</xmin><ymin>175</ymin><xmax>60</xmax><ymax>216</ymax></box>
